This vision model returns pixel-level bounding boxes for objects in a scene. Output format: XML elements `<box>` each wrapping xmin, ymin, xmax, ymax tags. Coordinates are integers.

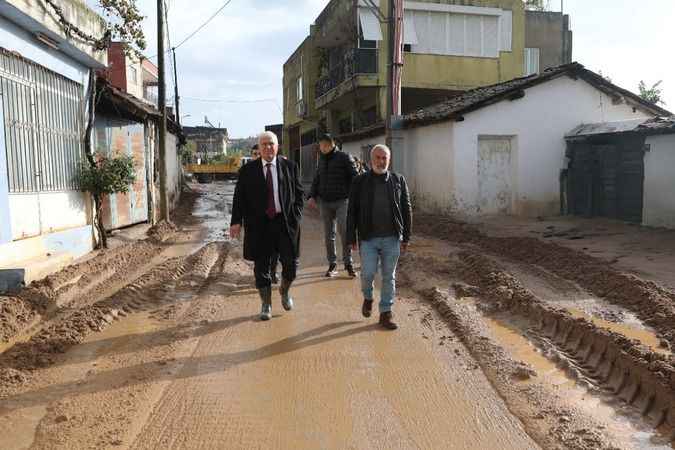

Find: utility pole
<box><xmin>172</xmin><ymin>47</ymin><xmax>180</xmax><ymax>126</ymax></box>
<box><xmin>157</xmin><ymin>0</ymin><xmax>169</xmax><ymax>222</ymax></box>
<box><xmin>385</xmin><ymin>0</ymin><xmax>403</xmax><ymax>159</ymax></box>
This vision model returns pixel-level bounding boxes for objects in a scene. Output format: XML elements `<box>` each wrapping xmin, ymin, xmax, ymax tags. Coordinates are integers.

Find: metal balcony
<box><xmin>315</xmin><ymin>48</ymin><xmax>378</xmax><ymax>99</ymax></box>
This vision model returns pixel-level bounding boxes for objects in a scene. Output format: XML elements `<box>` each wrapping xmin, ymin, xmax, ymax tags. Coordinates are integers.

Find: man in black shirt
<box><xmin>308</xmin><ymin>134</ymin><xmax>359</xmax><ymax>277</ymax></box>
<box><xmin>346</xmin><ymin>144</ymin><xmax>412</xmax><ymax>330</ymax></box>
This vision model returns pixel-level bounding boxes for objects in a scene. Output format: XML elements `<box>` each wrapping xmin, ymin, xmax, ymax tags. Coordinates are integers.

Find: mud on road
<box><xmin>0</xmin><ymin>184</ymin><xmax>674</xmax><ymax>449</ymax></box>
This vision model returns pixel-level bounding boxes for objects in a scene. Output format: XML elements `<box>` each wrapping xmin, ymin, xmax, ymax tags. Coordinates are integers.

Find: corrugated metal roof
<box><xmin>565</xmin><ymin>119</ymin><xmax>647</xmax><ymax>138</ymax></box>
<box><xmin>566</xmin><ymin>116</ymin><xmax>675</xmax><ymax>138</ymax></box>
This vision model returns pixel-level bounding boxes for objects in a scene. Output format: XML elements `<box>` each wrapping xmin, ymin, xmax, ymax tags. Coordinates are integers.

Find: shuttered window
<box><xmin>409</xmin><ymin>10</ymin><xmax>504</xmax><ymax>58</ymax></box>
<box><xmin>0</xmin><ymin>49</ymin><xmax>84</xmax><ymax>193</ymax></box>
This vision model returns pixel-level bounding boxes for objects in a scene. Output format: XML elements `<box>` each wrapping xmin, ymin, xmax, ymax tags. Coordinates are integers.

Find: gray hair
<box><xmin>371</xmin><ymin>144</ymin><xmax>391</xmax><ymax>158</ymax></box>
<box><xmin>258</xmin><ymin>131</ymin><xmax>279</xmax><ymax>145</ymax></box>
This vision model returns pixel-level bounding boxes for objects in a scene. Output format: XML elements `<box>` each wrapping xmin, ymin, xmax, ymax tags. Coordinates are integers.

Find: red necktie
<box><xmin>266</xmin><ymin>163</ymin><xmax>276</xmax><ymax>219</ymax></box>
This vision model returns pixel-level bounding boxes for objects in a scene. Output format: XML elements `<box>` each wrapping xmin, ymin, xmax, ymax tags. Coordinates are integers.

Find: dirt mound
<box><xmin>0</xmin><ymin>297</ymin><xmax>38</xmax><ymax>343</ymax></box>
<box><xmin>147</xmin><ymin>220</ymin><xmax>178</xmax><ymax>242</ymax></box>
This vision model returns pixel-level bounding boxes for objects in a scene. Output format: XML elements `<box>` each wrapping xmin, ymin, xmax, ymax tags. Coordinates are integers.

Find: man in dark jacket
<box><xmin>308</xmin><ymin>134</ymin><xmax>359</xmax><ymax>278</ymax></box>
<box><xmin>230</xmin><ymin>131</ymin><xmax>304</xmax><ymax>321</ymax></box>
<box><xmin>346</xmin><ymin>144</ymin><xmax>412</xmax><ymax>330</ymax></box>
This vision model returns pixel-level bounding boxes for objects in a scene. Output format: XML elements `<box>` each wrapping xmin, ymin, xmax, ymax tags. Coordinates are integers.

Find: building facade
<box><xmin>340</xmin><ymin>64</ymin><xmax>667</xmax><ymax>219</ymax></box>
<box><xmin>0</xmin><ymin>0</ymin><xmax>107</xmax><ymax>281</ymax></box>
<box><xmin>183</xmin><ymin>126</ymin><xmax>229</xmax><ymax>162</ymax></box>
<box><xmin>283</xmin><ymin>0</ymin><xmax>527</xmax><ymax>167</ymax></box>
<box><xmin>102</xmin><ymin>41</ymin><xmax>159</xmax><ymax>107</ymax></box>
<box><xmin>524</xmin><ymin>9</ymin><xmax>572</xmax><ymax>76</ymax></box>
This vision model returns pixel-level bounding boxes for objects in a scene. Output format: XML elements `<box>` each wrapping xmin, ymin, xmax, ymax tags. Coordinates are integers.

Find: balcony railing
<box><xmin>315</xmin><ymin>48</ymin><xmax>378</xmax><ymax>99</ymax></box>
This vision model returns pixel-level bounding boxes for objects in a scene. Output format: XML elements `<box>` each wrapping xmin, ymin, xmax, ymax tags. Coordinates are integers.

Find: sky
<box><xmin>90</xmin><ymin>0</ymin><xmax>674</xmax><ymax>138</ymax></box>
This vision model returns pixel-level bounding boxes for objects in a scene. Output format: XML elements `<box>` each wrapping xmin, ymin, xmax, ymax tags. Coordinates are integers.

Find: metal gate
<box><xmin>0</xmin><ymin>48</ymin><xmax>84</xmax><ymax>236</ymax></box>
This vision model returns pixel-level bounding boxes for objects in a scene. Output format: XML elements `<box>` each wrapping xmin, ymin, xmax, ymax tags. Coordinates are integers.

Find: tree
<box><xmin>76</xmin><ymin>153</ymin><xmax>136</xmax><ymax>249</ymax></box>
<box><xmin>524</xmin><ymin>0</ymin><xmax>551</xmax><ymax>11</ymax></box>
<box><xmin>44</xmin><ymin>0</ymin><xmax>146</xmax><ymax>55</ymax></box>
<box><xmin>638</xmin><ymin>80</ymin><xmax>665</xmax><ymax>105</ymax></box>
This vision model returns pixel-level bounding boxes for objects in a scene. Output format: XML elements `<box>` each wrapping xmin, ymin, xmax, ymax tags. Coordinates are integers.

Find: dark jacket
<box><xmin>231</xmin><ymin>157</ymin><xmax>304</xmax><ymax>261</ymax></box>
<box><xmin>309</xmin><ymin>148</ymin><xmax>358</xmax><ymax>202</ymax></box>
<box><xmin>346</xmin><ymin>170</ymin><xmax>412</xmax><ymax>245</ymax></box>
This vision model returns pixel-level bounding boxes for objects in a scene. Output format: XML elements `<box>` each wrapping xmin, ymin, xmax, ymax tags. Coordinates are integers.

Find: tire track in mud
<box><xmin>454</xmin><ymin>250</ymin><xmax>675</xmax><ymax>445</ymax></box>
<box><xmin>416</xmin><ymin>215</ymin><xmax>675</xmax><ymax>352</ymax></box>
<box><xmin>0</xmin><ymin>242</ymin><xmax>227</xmax><ymax>385</ymax></box>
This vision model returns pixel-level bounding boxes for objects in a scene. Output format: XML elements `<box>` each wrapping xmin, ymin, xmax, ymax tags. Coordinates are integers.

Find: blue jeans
<box><xmin>359</xmin><ymin>236</ymin><xmax>401</xmax><ymax>313</ymax></box>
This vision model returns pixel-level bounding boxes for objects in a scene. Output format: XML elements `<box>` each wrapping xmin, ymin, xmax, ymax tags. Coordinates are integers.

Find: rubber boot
<box><xmin>279</xmin><ymin>279</ymin><xmax>294</xmax><ymax>311</ymax></box>
<box><xmin>259</xmin><ymin>286</ymin><xmax>272</xmax><ymax>321</ymax></box>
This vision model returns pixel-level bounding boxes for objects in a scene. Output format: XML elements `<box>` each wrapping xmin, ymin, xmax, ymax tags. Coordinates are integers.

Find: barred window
<box><xmin>0</xmin><ymin>49</ymin><xmax>84</xmax><ymax>193</ymax></box>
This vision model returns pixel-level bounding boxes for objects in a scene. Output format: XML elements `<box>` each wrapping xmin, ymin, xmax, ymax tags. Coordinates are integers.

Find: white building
<box><xmin>0</xmin><ymin>0</ymin><xmax>107</xmax><ymax>281</ymax></box>
<box><xmin>340</xmin><ymin>63</ymin><xmax>668</xmax><ymax>219</ymax></box>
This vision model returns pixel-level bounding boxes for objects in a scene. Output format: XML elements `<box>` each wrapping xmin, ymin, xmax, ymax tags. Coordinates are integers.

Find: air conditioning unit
<box><xmin>296</xmin><ymin>100</ymin><xmax>307</xmax><ymax>118</ymax></box>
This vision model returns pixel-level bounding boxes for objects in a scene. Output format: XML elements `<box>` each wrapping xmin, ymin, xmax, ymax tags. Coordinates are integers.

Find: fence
<box><xmin>0</xmin><ymin>48</ymin><xmax>84</xmax><ymax>194</ymax></box>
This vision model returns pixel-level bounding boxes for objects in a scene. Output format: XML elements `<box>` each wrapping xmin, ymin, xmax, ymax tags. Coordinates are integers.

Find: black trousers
<box><xmin>253</xmin><ymin>215</ymin><xmax>298</xmax><ymax>289</ymax></box>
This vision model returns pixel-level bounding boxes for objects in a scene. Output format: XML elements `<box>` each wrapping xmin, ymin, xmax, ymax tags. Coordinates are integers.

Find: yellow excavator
<box><xmin>184</xmin><ymin>156</ymin><xmax>244</xmax><ymax>183</ymax></box>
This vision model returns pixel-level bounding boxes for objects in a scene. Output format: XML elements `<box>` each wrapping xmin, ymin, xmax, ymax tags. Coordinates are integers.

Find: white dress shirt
<box><xmin>262</xmin><ymin>156</ymin><xmax>282</xmax><ymax>213</ymax></box>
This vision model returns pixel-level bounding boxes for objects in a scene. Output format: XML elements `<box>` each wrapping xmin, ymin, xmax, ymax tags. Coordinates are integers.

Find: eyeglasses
<box><xmin>260</xmin><ymin>142</ymin><xmax>276</xmax><ymax>147</ymax></box>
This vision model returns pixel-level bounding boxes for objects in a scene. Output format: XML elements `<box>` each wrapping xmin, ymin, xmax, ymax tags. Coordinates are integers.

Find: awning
<box><xmin>403</xmin><ymin>10</ymin><xmax>419</xmax><ymax>45</ymax></box>
<box><xmin>359</xmin><ymin>7</ymin><xmax>383</xmax><ymax>41</ymax></box>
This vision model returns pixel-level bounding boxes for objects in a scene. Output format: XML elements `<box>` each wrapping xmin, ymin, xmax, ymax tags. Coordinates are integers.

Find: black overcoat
<box><xmin>231</xmin><ymin>157</ymin><xmax>304</xmax><ymax>261</ymax></box>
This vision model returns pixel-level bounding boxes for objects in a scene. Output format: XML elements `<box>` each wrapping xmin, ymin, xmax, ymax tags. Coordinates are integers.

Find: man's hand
<box><xmin>229</xmin><ymin>224</ymin><xmax>241</xmax><ymax>240</ymax></box>
<box><xmin>401</xmin><ymin>242</ymin><xmax>409</xmax><ymax>253</ymax></box>
<box><xmin>308</xmin><ymin>197</ymin><xmax>318</xmax><ymax>210</ymax></box>
<box><xmin>351</xmin><ymin>243</ymin><xmax>358</xmax><ymax>252</ymax></box>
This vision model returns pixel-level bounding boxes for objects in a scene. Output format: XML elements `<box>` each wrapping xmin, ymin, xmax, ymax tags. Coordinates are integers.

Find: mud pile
<box><xmin>458</xmin><ymin>250</ymin><xmax>675</xmax><ymax>436</ymax></box>
<box><xmin>415</xmin><ymin>215</ymin><xmax>675</xmax><ymax>348</ymax></box>
<box><xmin>0</xmin><ymin>242</ymin><xmax>226</xmax><ymax>379</ymax></box>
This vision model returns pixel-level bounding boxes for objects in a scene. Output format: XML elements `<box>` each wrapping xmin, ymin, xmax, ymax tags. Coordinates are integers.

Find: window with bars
<box><xmin>0</xmin><ymin>49</ymin><xmax>84</xmax><ymax>193</ymax></box>
<box><xmin>524</xmin><ymin>48</ymin><xmax>541</xmax><ymax>76</ymax></box>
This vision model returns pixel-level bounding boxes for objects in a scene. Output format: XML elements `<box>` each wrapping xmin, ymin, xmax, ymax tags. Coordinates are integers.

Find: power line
<box><xmin>182</xmin><ymin>96</ymin><xmax>282</xmax><ymax>112</ymax></box>
<box><xmin>149</xmin><ymin>0</ymin><xmax>234</xmax><ymax>59</ymax></box>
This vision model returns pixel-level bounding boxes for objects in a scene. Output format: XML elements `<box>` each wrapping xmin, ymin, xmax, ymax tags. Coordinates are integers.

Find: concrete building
<box><xmin>565</xmin><ymin>116</ymin><xmax>675</xmax><ymax>229</ymax></box>
<box><xmin>102</xmin><ymin>41</ymin><xmax>159</xmax><ymax>107</ymax></box>
<box><xmin>283</xmin><ymin>0</ymin><xmax>526</xmax><ymax>174</ymax></box>
<box><xmin>184</xmin><ymin>126</ymin><xmax>229</xmax><ymax>162</ymax></box>
<box><xmin>340</xmin><ymin>63</ymin><xmax>668</xmax><ymax>219</ymax></box>
<box><xmin>0</xmin><ymin>0</ymin><xmax>107</xmax><ymax>282</ymax></box>
<box><xmin>524</xmin><ymin>9</ymin><xmax>572</xmax><ymax>75</ymax></box>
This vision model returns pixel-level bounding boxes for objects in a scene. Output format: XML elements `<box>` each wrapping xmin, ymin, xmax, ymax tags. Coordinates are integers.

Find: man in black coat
<box><xmin>308</xmin><ymin>133</ymin><xmax>359</xmax><ymax>278</ymax></box>
<box><xmin>346</xmin><ymin>144</ymin><xmax>412</xmax><ymax>330</ymax></box>
<box><xmin>230</xmin><ymin>131</ymin><xmax>304</xmax><ymax>321</ymax></box>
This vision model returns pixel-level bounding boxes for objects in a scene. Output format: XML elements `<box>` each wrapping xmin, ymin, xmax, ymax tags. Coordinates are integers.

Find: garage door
<box><xmin>478</xmin><ymin>137</ymin><xmax>513</xmax><ymax>215</ymax></box>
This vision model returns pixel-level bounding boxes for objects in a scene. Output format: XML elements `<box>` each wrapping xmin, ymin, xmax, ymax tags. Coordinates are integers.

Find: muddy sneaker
<box><xmin>379</xmin><ymin>311</ymin><xmax>398</xmax><ymax>330</ymax></box>
<box><xmin>362</xmin><ymin>299</ymin><xmax>374</xmax><ymax>318</ymax></box>
<box><xmin>325</xmin><ymin>263</ymin><xmax>338</xmax><ymax>278</ymax></box>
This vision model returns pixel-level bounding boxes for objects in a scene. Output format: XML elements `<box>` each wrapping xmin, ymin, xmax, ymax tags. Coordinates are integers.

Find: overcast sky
<box><xmin>95</xmin><ymin>0</ymin><xmax>674</xmax><ymax>138</ymax></box>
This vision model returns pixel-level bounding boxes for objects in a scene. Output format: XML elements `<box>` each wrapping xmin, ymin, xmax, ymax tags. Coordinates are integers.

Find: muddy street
<box><xmin>1</xmin><ymin>184</ymin><xmax>674</xmax><ymax>449</ymax></box>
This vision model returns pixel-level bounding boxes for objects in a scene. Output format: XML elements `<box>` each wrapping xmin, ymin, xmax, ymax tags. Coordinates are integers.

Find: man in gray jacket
<box><xmin>308</xmin><ymin>134</ymin><xmax>358</xmax><ymax>278</ymax></box>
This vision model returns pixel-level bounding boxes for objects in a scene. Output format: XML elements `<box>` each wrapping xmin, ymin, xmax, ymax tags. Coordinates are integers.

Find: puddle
<box><xmin>475</xmin><ymin>306</ymin><xmax>673</xmax><ymax>449</ymax></box>
<box><xmin>192</xmin><ymin>182</ymin><xmax>233</xmax><ymax>244</ymax></box>
<box><xmin>566</xmin><ymin>307</ymin><xmax>671</xmax><ymax>355</ymax></box>
<box><xmin>482</xmin><ymin>313</ymin><xmax>573</xmax><ymax>388</ymax></box>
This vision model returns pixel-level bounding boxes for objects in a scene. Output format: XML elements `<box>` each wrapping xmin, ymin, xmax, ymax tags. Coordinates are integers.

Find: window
<box><xmin>407</xmin><ymin>9</ymin><xmax>511</xmax><ymax>58</ymax></box>
<box><xmin>524</xmin><ymin>48</ymin><xmax>540</xmax><ymax>76</ymax></box>
<box><xmin>358</xmin><ymin>7</ymin><xmax>383</xmax><ymax>41</ymax></box>
<box><xmin>128</xmin><ymin>66</ymin><xmax>138</xmax><ymax>83</ymax></box>
<box><xmin>296</xmin><ymin>76</ymin><xmax>303</xmax><ymax>102</ymax></box>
